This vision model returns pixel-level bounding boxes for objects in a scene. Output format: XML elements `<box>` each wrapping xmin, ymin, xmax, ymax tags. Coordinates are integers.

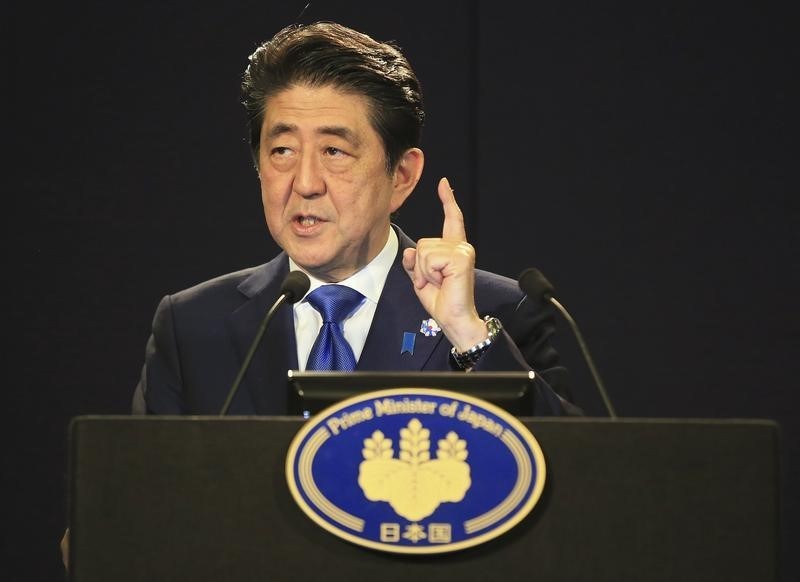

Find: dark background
<box><xmin>6</xmin><ymin>1</ymin><xmax>797</xmax><ymax>580</ymax></box>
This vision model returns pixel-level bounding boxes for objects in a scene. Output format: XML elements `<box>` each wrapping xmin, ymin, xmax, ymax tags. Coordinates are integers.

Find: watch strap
<box><xmin>450</xmin><ymin>316</ymin><xmax>502</xmax><ymax>369</ymax></box>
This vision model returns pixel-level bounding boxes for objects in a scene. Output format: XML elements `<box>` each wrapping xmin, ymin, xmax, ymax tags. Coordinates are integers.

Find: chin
<box><xmin>290</xmin><ymin>250</ymin><xmax>334</xmax><ymax>273</ymax></box>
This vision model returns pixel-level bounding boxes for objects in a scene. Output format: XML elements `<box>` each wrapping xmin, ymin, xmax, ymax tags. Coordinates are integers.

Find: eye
<box><xmin>324</xmin><ymin>146</ymin><xmax>347</xmax><ymax>157</ymax></box>
<box><xmin>271</xmin><ymin>146</ymin><xmax>293</xmax><ymax>156</ymax></box>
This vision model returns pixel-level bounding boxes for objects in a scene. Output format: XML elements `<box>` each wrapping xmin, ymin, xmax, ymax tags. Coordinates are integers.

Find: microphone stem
<box><xmin>219</xmin><ymin>293</ymin><xmax>288</xmax><ymax>416</ymax></box>
<box><xmin>549</xmin><ymin>297</ymin><xmax>617</xmax><ymax>419</ymax></box>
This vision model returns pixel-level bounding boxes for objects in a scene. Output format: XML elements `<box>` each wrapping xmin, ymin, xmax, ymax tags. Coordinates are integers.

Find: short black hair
<box><xmin>241</xmin><ymin>22</ymin><xmax>425</xmax><ymax>173</ymax></box>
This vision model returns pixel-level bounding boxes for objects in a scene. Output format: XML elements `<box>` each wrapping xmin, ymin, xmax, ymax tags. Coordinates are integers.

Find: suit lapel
<box><xmin>228</xmin><ymin>227</ymin><xmax>443</xmax><ymax>407</ymax></box>
<box><xmin>227</xmin><ymin>254</ymin><xmax>298</xmax><ymax>414</ymax></box>
<box><xmin>358</xmin><ymin>228</ymin><xmax>445</xmax><ymax>370</ymax></box>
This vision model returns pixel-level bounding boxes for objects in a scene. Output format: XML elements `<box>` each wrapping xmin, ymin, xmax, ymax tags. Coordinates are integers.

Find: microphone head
<box><xmin>518</xmin><ymin>268</ymin><xmax>554</xmax><ymax>301</ymax></box>
<box><xmin>281</xmin><ymin>270</ymin><xmax>311</xmax><ymax>304</ymax></box>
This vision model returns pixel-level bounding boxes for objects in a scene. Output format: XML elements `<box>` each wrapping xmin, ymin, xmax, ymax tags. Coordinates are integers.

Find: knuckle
<box><xmin>457</xmin><ymin>242</ymin><xmax>475</xmax><ymax>256</ymax></box>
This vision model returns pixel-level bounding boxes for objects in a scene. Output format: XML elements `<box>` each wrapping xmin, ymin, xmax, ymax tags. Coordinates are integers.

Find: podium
<box><xmin>68</xmin><ymin>416</ymin><xmax>778</xmax><ymax>581</ymax></box>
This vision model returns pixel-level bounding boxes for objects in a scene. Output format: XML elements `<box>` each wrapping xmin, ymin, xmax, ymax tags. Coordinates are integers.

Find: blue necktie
<box><xmin>305</xmin><ymin>285</ymin><xmax>365</xmax><ymax>371</ymax></box>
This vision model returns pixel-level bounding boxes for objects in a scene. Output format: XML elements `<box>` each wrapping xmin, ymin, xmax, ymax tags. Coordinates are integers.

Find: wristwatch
<box><xmin>451</xmin><ymin>315</ymin><xmax>503</xmax><ymax>370</ymax></box>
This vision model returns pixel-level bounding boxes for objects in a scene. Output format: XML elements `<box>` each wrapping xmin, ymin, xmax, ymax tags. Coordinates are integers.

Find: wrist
<box><xmin>450</xmin><ymin>316</ymin><xmax>503</xmax><ymax>370</ymax></box>
<box><xmin>443</xmin><ymin>313</ymin><xmax>488</xmax><ymax>353</ymax></box>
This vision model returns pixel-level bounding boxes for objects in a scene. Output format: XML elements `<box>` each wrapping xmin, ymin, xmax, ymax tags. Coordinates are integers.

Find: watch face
<box><xmin>485</xmin><ymin>317</ymin><xmax>502</xmax><ymax>339</ymax></box>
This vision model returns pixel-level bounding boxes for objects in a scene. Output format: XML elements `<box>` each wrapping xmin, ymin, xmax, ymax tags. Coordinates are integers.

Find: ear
<box><xmin>389</xmin><ymin>148</ymin><xmax>424</xmax><ymax>212</ymax></box>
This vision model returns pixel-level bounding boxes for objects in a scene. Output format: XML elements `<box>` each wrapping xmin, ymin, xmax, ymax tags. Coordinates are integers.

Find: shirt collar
<box><xmin>288</xmin><ymin>226</ymin><xmax>398</xmax><ymax>304</ymax></box>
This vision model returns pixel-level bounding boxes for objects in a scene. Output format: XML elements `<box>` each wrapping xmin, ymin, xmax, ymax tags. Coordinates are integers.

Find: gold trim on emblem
<box><xmin>298</xmin><ymin>427</ymin><xmax>365</xmax><ymax>532</ymax></box>
<box><xmin>286</xmin><ymin>388</ymin><xmax>546</xmax><ymax>554</ymax></box>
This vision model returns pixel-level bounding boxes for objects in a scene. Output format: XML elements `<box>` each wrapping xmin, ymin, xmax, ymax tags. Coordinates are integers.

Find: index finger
<box><xmin>438</xmin><ymin>177</ymin><xmax>467</xmax><ymax>241</ymax></box>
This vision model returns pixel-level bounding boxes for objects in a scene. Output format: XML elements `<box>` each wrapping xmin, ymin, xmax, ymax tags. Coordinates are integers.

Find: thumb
<box><xmin>402</xmin><ymin>247</ymin><xmax>426</xmax><ymax>290</ymax></box>
<box><xmin>402</xmin><ymin>247</ymin><xmax>417</xmax><ymax>274</ymax></box>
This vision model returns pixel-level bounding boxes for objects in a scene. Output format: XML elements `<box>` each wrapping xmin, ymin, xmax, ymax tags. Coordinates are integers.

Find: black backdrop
<box><xmin>6</xmin><ymin>2</ymin><xmax>798</xmax><ymax>580</ymax></box>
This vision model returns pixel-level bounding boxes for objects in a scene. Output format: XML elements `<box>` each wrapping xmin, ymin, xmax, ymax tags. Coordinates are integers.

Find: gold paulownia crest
<box><xmin>358</xmin><ymin>418</ymin><xmax>471</xmax><ymax>521</ymax></box>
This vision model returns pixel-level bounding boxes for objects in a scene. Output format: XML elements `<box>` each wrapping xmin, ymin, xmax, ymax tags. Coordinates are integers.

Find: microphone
<box><xmin>518</xmin><ymin>268</ymin><xmax>617</xmax><ymax>418</ymax></box>
<box><xmin>219</xmin><ymin>270</ymin><xmax>310</xmax><ymax>415</ymax></box>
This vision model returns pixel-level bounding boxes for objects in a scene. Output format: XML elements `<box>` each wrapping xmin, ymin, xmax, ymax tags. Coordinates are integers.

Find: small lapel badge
<box><xmin>401</xmin><ymin>332</ymin><xmax>416</xmax><ymax>355</ymax></box>
<box><xmin>420</xmin><ymin>318</ymin><xmax>441</xmax><ymax>337</ymax></box>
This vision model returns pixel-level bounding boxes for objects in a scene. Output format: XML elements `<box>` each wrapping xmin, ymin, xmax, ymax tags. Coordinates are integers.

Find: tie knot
<box><xmin>307</xmin><ymin>285</ymin><xmax>364</xmax><ymax>323</ymax></box>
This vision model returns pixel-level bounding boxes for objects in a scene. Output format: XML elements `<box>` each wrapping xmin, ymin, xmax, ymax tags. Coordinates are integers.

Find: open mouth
<box><xmin>293</xmin><ymin>214</ymin><xmax>327</xmax><ymax>231</ymax></box>
<box><xmin>297</xmin><ymin>216</ymin><xmax>321</xmax><ymax>226</ymax></box>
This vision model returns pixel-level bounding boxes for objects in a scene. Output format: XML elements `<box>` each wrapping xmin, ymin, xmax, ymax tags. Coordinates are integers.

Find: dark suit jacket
<box><xmin>132</xmin><ymin>228</ymin><xmax>575</xmax><ymax>416</ymax></box>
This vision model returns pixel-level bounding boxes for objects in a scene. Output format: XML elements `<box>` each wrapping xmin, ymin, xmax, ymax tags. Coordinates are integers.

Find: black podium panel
<box><xmin>68</xmin><ymin>417</ymin><xmax>778</xmax><ymax>581</ymax></box>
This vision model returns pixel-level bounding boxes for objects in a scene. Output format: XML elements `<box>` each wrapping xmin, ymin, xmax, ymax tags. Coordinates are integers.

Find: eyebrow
<box><xmin>266</xmin><ymin>123</ymin><xmax>361</xmax><ymax>147</ymax></box>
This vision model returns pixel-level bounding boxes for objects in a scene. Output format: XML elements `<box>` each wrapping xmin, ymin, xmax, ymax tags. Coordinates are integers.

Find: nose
<box><xmin>293</xmin><ymin>151</ymin><xmax>325</xmax><ymax>198</ymax></box>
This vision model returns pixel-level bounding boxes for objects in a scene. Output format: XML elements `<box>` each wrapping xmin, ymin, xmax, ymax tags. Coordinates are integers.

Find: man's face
<box><xmin>258</xmin><ymin>84</ymin><xmax>412</xmax><ymax>282</ymax></box>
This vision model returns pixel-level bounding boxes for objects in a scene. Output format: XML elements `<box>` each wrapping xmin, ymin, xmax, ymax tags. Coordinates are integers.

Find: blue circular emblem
<box><xmin>285</xmin><ymin>388</ymin><xmax>546</xmax><ymax>554</ymax></box>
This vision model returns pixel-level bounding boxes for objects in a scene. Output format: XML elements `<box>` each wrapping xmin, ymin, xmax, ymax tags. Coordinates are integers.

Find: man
<box><xmin>131</xmin><ymin>21</ymin><xmax>575</xmax><ymax>417</ymax></box>
<box><xmin>62</xmin><ymin>21</ymin><xmax>576</xmax><ymax>570</ymax></box>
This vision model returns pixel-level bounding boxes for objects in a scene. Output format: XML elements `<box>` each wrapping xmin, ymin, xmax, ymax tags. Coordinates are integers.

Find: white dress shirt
<box><xmin>289</xmin><ymin>227</ymin><xmax>399</xmax><ymax>370</ymax></box>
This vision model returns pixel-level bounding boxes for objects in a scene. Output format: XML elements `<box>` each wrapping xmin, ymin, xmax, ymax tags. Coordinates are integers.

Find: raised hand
<box><xmin>402</xmin><ymin>177</ymin><xmax>488</xmax><ymax>352</ymax></box>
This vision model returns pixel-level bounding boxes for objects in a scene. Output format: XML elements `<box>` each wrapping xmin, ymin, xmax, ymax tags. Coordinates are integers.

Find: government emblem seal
<box><xmin>285</xmin><ymin>388</ymin><xmax>546</xmax><ymax>554</ymax></box>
